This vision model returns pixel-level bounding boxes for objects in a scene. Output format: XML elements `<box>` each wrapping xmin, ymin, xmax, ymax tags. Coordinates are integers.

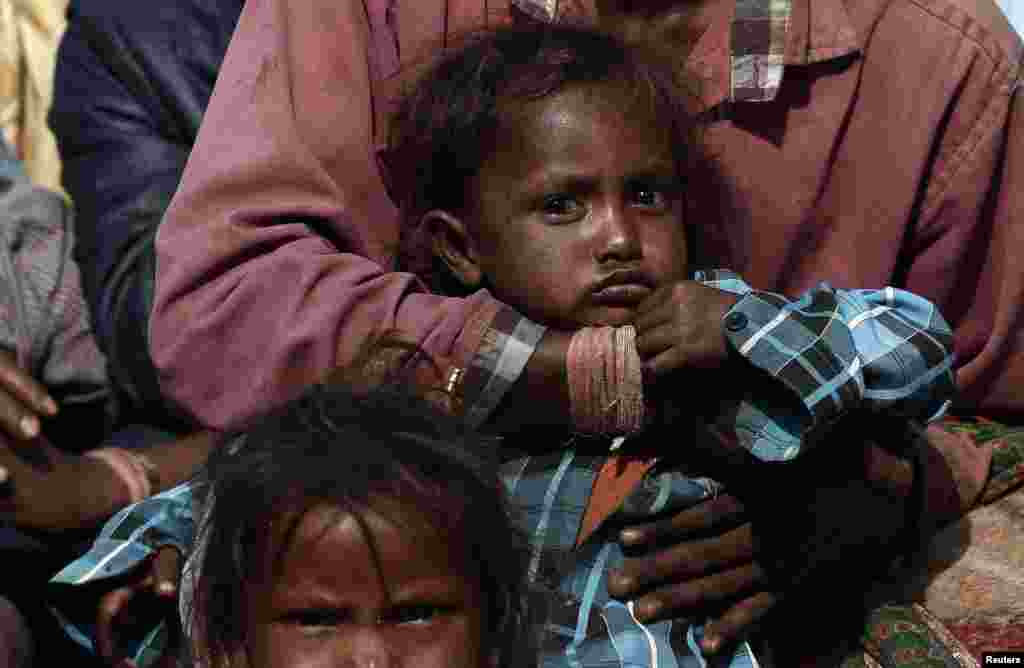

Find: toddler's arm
<box><xmin>693</xmin><ymin>270</ymin><xmax>955</xmax><ymax>462</ymax></box>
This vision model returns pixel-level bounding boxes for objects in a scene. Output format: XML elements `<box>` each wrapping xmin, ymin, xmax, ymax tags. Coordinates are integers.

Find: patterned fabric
<box><xmin>0</xmin><ymin>139</ymin><xmax>107</xmax><ymax>406</ymax></box>
<box><xmin>854</xmin><ymin>604</ymin><xmax>979</xmax><ymax>668</ymax></box>
<box><xmin>846</xmin><ymin>421</ymin><xmax>1024</xmax><ymax>667</ymax></box>
<box><xmin>701</xmin><ymin>271</ymin><xmax>954</xmax><ymax>462</ymax></box>
<box><xmin>946</xmin><ymin>420</ymin><xmax>1024</xmax><ymax>505</ymax></box>
<box><xmin>512</xmin><ymin>0</ymin><xmax>792</xmax><ymax>103</ymax></box>
<box><xmin>502</xmin><ymin>447</ymin><xmax>762</xmax><ymax>668</ymax></box>
<box><xmin>50</xmin><ymin>274</ymin><xmax>956</xmax><ymax>668</ymax></box>
<box><xmin>0</xmin><ymin>0</ymin><xmax>67</xmax><ymax>194</ymax></box>
<box><xmin>730</xmin><ymin>0</ymin><xmax>790</xmax><ymax>101</ymax></box>
<box><xmin>49</xmin><ymin>484</ymin><xmax>194</xmax><ymax>667</ymax></box>
<box><xmin>462</xmin><ymin>305</ymin><xmax>547</xmax><ymax>429</ymax></box>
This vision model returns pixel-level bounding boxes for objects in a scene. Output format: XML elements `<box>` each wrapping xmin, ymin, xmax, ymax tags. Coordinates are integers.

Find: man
<box><xmin>49</xmin><ymin>0</ymin><xmax>1021</xmax><ymax>664</ymax></box>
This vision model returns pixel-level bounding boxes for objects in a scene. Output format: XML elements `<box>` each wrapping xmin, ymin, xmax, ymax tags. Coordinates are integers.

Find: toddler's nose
<box><xmin>595</xmin><ymin>204</ymin><xmax>642</xmax><ymax>263</ymax></box>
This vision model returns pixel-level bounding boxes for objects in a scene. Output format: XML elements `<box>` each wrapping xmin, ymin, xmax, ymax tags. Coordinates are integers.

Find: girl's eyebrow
<box><xmin>387</xmin><ymin>575</ymin><xmax>468</xmax><ymax>604</ymax></box>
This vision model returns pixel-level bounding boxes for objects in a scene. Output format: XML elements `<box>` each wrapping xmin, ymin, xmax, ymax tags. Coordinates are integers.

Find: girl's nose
<box><xmin>340</xmin><ymin>628</ymin><xmax>397</xmax><ymax>668</ymax></box>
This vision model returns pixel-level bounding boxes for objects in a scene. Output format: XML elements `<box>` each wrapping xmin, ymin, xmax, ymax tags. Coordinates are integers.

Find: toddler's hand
<box><xmin>633</xmin><ymin>281</ymin><xmax>740</xmax><ymax>380</ymax></box>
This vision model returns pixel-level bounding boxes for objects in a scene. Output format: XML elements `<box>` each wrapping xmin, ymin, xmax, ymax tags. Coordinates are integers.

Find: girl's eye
<box><xmin>384</xmin><ymin>604</ymin><xmax>451</xmax><ymax>626</ymax></box>
<box><xmin>287</xmin><ymin>608</ymin><xmax>351</xmax><ymax>633</ymax></box>
<box><xmin>541</xmin><ymin>194</ymin><xmax>583</xmax><ymax>218</ymax></box>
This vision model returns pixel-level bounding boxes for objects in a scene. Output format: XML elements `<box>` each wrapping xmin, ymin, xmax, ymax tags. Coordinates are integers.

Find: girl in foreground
<box><xmin>187</xmin><ymin>376</ymin><xmax>532</xmax><ymax>668</ymax></box>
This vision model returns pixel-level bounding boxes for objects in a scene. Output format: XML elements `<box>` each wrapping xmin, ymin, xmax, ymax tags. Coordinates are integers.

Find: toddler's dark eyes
<box><xmin>541</xmin><ymin>194</ymin><xmax>583</xmax><ymax>218</ymax></box>
<box><xmin>628</xmin><ymin>183</ymin><xmax>672</xmax><ymax>209</ymax></box>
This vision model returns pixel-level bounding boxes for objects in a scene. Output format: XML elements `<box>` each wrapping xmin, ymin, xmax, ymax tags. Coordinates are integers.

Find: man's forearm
<box><xmin>135</xmin><ymin>431</ymin><xmax>219</xmax><ymax>494</ymax></box>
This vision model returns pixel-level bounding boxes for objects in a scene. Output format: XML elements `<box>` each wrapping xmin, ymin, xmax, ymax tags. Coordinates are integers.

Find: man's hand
<box><xmin>0</xmin><ymin>350</ymin><xmax>57</xmax><ymax>441</ymax></box>
<box><xmin>96</xmin><ymin>547</ymin><xmax>183</xmax><ymax>668</ymax></box>
<box><xmin>921</xmin><ymin>424</ymin><xmax>993</xmax><ymax>521</ymax></box>
<box><xmin>633</xmin><ymin>282</ymin><xmax>740</xmax><ymax>380</ymax></box>
<box><xmin>0</xmin><ymin>438</ymin><xmax>126</xmax><ymax>531</ymax></box>
<box><xmin>607</xmin><ymin>431</ymin><xmax>994</xmax><ymax>656</ymax></box>
<box><xmin>608</xmin><ymin>492</ymin><xmax>776</xmax><ymax>655</ymax></box>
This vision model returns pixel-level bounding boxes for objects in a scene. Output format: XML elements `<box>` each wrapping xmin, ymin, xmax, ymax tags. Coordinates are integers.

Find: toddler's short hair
<box><xmin>385</xmin><ymin>23</ymin><xmax>734</xmax><ymax>281</ymax></box>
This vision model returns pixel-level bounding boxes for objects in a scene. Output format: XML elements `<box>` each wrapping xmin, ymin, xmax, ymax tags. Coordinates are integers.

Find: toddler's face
<box><xmin>243</xmin><ymin>502</ymin><xmax>487</xmax><ymax>668</ymax></box>
<box><xmin>467</xmin><ymin>83</ymin><xmax>689</xmax><ymax>329</ymax></box>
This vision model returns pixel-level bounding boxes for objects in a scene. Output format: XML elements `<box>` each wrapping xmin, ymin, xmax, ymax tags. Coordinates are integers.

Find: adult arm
<box><xmin>149</xmin><ymin>0</ymin><xmax>562</xmax><ymax>432</ymax></box>
<box><xmin>901</xmin><ymin>27</ymin><xmax>1023</xmax><ymax>421</ymax></box>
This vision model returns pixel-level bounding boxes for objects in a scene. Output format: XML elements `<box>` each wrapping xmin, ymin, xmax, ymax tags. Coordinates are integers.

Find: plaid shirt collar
<box><xmin>511</xmin><ymin>0</ymin><xmax>861</xmax><ymax>104</ymax></box>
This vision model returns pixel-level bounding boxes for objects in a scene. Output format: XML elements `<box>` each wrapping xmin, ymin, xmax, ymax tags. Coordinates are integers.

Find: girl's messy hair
<box><xmin>384</xmin><ymin>22</ymin><xmax>736</xmax><ymax>283</ymax></box>
<box><xmin>189</xmin><ymin>344</ymin><xmax>534</xmax><ymax>667</ymax></box>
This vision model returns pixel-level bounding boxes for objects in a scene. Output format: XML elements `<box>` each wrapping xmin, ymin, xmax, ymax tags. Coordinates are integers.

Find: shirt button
<box><xmin>724</xmin><ymin>312</ymin><xmax>748</xmax><ymax>332</ymax></box>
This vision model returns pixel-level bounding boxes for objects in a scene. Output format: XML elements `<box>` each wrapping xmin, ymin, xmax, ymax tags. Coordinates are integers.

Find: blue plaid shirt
<box><xmin>50</xmin><ymin>272</ymin><xmax>955</xmax><ymax>668</ymax></box>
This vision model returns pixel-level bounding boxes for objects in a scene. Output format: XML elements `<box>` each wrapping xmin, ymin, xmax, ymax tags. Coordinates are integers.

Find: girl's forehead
<box><xmin>270</xmin><ymin>500</ymin><xmax>466</xmax><ymax>572</ymax></box>
<box><xmin>260</xmin><ymin>503</ymin><xmax>478</xmax><ymax>607</ymax></box>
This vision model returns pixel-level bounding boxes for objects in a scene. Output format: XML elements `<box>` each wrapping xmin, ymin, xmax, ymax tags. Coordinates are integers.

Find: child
<box><xmin>187</xmin><ymin>372</ymin><xmax>534</xmax><ymax>668</ymax></box>
<box><xmin>385</xmin><ymin>23</ymin><xmax>957</xmax><ymax>667</ymax></box>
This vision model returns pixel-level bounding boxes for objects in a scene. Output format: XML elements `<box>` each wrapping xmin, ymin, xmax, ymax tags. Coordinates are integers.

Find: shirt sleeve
<box><xmin>0</xmin><ymin>139</ymin><xmax>109</xmax><ymax>406</ymax></box>
<box><xmin>48</xmin><ymin>483</ymin><xmax>196</xmax><ymax>666</ymax></box>
<box><xmin>695</xmin><ymin>269</ymin><xmax>956</xmax><ymax>461</ymax></box>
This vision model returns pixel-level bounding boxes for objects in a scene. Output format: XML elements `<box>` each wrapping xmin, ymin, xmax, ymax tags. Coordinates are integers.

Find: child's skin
<box><xmin>426</xmin><ymin>80</ymin><xmax>735</xmax><ymax>391</ymax></box>
<box><xmin>242</xmin><ymin>501</ymin><xmax>487</xmax><ymax>668</ymax></box>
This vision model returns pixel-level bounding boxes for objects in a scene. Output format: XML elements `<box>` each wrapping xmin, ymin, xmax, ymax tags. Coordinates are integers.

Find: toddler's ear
<box><xmin>423</xmin><ymin>210</ymin><xmax>483</xmax><ymax>289</ymax></box>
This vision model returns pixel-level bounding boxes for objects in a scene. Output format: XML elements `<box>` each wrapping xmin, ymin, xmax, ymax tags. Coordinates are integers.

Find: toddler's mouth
<box><xmin>591</xmin><ymin>270</ymin><xmax>655</xmax><ymax>306</ymax></box>
<box><xmin>592</xmin><ymin>284</ymin><xmax>653</xmax><ymax>305</ymax></box>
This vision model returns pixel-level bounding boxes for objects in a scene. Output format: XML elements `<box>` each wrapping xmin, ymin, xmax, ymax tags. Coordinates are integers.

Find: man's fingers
<box><xmin>629</xmin><ymin>562</ymin><xmax>765</xmax><ymax>624</ymax></box>
<box><xmin>608</xmin><ymin>523</ymin><xmax>755</xmax><ymax>598</ymax></box>
<box><xmin>0</xmin><ymin>352</ymin><xmax>56</xmax><ymax>419</ymax></box>
<box><xmin>151</xmin><ymin>547</ymin><xmax>183</xmax><ymax>599</ymax></box>
<box><xmin>0</xmin><ymin>389</ymin><xmax>40</xmax><ymax>440</ymax></box>
<box><xmin>701</xmin><ymin>590</ymin><xmax>777</xmax><ymax>655</ymax></box>
<box><xmin>96</xmin><ymin>587</ymin><xmax>136</xmax><ymax>662</ymax></box>
<box><xmin>619</xmin><ymin>494</ymin><xmax>746</xmax><ymax>548</ymax></box>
